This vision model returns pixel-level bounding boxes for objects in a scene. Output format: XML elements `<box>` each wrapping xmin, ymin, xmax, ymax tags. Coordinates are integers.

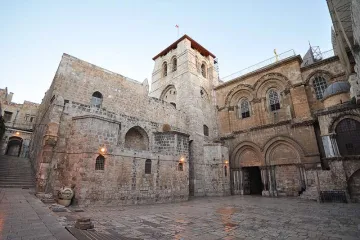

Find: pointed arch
<box><xmin>224</xmin><ymin>84</ymin><xmax>254</xmax><ymax>107</ymax></box>
<box><xmin>124</xmin><ymin>126</ymin><xmax>149</xmax><ymax>151</ymax></box>
<box><xmin>254</xmin><ymin>72</ymin><xmax>291</xmax><ymax>98</ymax></box>
<box><xmin>230</xmin><ymin>141</ymin><xmax>263</xmax><ymax>168</ymax></box>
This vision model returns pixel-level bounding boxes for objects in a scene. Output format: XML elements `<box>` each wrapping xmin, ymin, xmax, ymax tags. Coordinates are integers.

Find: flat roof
<box><xmin>152</xmin><ymin>34</ymin><xmax>216</xmax><ymax>60</ymax></box>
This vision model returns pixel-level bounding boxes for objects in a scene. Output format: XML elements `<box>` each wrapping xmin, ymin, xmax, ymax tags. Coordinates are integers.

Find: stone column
<box><xmin>239</xmin><ymin>169</ymin><xmax>244</xmax><ymax>195</ymax></box>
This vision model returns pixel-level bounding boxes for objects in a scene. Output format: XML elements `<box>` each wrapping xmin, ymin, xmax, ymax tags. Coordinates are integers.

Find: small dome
<box><xmin>322</xmin><ymin>81</ymin><xmax>350</xmax><ymax>99</ymax></box>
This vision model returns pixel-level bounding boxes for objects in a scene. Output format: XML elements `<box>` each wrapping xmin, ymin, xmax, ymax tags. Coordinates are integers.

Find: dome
<box><xmin>322</xmin><ymin>81</ymin><xmax>350</xmax><ymax>100</ymax></box>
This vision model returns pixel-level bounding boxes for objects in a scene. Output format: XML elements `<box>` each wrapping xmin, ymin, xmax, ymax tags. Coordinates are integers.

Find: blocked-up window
<box><xmin>145</xmin><ymin>159</ymin><xmax>151</xmax><ymax>174</ymax></box>
<box><xmin>95</xmin><ymin>155</ymin><xmax>105</xmax><ymax>170</ymax></box>
<box><xmin>3</xmin><ymin>111</ymin><xmax>13</xmax><ymax>122</ymax></box>
<box><xmin>268</xmin><ymin>89</ymin><xmax>280</xmax><ymax>111</ymax></box>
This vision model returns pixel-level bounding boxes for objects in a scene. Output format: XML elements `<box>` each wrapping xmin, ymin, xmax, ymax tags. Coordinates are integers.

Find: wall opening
<box><xmin>336</xmin><ymin>118</ymin><xmax>360</xmax><ymax>155</ymax></box>
<box><xmin>188</xmin><ymin>140</ymin><xmax>194</xmax><ymax>196</ymax></box>
<box><xmin>5</xmin><ymin>136</ymin><xmax>23</xmax><ymax>157</ymax></box>
<box><xmin>242</xmin><ymin>167</ymin><xmax>262</xmax><ymax>195</ymax></box>
<box><xmin>145</xmin><ymin>159</ymin><xmax>152</xmax><ymax>174</ymax></box>
<box><xmin>91</xmin><ymin>91</ymin><xmax>103</xmax><ymax>108</ymax></box>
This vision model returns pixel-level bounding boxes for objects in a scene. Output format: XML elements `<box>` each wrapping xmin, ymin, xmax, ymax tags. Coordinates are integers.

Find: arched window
<box><xmin>224</xmin><ymin>165</ymin><xmax>228</xmax><ymax>177</ymax></box>
<box><xmin>203</xmin><ymin>124</ymin><xmax>209</xmax><ymax>136</ymax></box>
<box><xmin>145</xmin><ymin>159</ymin><xmax>151</xmax><ymax>174</ymax></box>
<box><xmin>91</xmin><ymin>91</ymin><xmax>103</xmax><ymax>108</ymax></box>
<box><xmin>201</xmin><ymin>63</ymin><xmax>206</xmax><ymax>78</ymax></box>
<box><xmin>313</xmin><ymin>76</ymin><xmax>327</xmax><ymax>100</ymax></box>
<box><xmin>268</xmin><ymin>89</ymin><xmax>280</xmax><ymax>111</ymax></box>
<box><xmin>162</xmin><ymin>62</ymin><xmax>167</xmax><ymax>77</ymax></box>
<box><xmin>178</xmin><ymin>162</ymin><xmax>184</xmax><ymax>171</ymax></box>
<box><xmin>239</xmin><ymin>99</ymin><xmax>250</xmax><ymax>119</ymax></box>
<box><xmin>95</xmin><ymin>155</ymin><xmax>105</xmax><ymax>170</ymax></box>
<box><xmin>335</xmin><ymin>118</ymin><xmax>360</xmax><ymax>155</ymax></box>
<box><xmin>172</xmin><ymin>57</ymin><xmax>177</xmax><ymax>72</ymax></box>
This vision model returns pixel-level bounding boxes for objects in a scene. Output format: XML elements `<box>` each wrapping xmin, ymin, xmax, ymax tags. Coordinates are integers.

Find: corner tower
<box><xmin>150</xmin><ymin>35</ymin><xmax>230</xmax><ymax>197</ymax></box>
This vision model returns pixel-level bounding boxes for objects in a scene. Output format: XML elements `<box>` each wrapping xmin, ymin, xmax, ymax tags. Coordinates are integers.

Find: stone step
<box><xmin>0</xmin><ymin>184</ymin><xmax>35</xmax><ymax>188</ymax></box>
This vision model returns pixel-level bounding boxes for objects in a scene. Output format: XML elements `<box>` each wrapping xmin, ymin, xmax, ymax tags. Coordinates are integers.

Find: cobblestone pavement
<box><xmin>54</xmin><ymin>195</ymin><xmax>360</xmax><ymax>240</ymax></box>
<box><xmin>0</xmin><ymin>188</ymin><xmax>76</xmax><ymax>240</ymax></box>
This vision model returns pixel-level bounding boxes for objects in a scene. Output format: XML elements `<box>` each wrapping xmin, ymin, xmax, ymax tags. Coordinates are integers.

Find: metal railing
<box><xmin>221</xmin><ymin>49</ymin><xmax>296</xmax><ymax>82</ymax></box>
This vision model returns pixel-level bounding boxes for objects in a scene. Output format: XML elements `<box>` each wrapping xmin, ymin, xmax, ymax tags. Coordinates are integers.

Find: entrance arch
<box><xmin>6</xmin><ymin>136</ymin><xmax>23</xmax><ymax>157</ymax></box>
<box><xmin>230</xmin><ymin>142</ymin><xmax>263</xmax><ymax>195</ymax></box>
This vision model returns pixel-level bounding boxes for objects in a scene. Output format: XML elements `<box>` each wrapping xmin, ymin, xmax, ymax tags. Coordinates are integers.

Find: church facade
<box><xmin>23</xmin><ymin>33</ymin><xmax>360</xmax><ymax>205</ymax></box>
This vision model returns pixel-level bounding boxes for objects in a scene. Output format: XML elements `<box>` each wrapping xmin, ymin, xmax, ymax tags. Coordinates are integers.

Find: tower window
<box><xmin>313</xmin><ymin>76</ymin><xmax>327</xmax><ymax>100</ymax></box>
<box><xmin>201</xmin><ymin>63</ymin><xmax>206</xmax><ymax>78</ymax></box>
<box><xmin>239</xmin><ymin>99</ymin><xmax>250</xmax><ymax>119</ymax></box>
<box><xmin>268</xmin><ymin>89</ymin><xmax>280</xmax><ymax>111</ymax></box>
<box><xmin>203</xmin><ymin>125</ymin><xmax>209</xmax><ymax>136</ymax></box>
<box><xmin>163</xmin><ymin>62</ymin><xmax>168</xmax><ymax>77</ymax></box>
<box><xmin>91</xmin><ymin>91</ymin><xmax>103</xmax><ymax>108</ymax></box>
<box><xmin>95</xmin><ymin>155</ymin><xmax>105</xmax><ymax>170</ymax></box>
<box><xmin>145</xmin><ymin>159</ymin><xmax>151</xmax><ymax>174</ymax></box>
<box><xmin>172</xmin><ymin>57</ymin><xmax>177</xmax><ymax>72</ymax></box>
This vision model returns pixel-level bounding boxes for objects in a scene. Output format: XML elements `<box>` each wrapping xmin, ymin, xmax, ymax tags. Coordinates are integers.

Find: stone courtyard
<box><xmin>53</xmin><ymin>194</ymin><xmax>360</xmax><ymax>240</ymax></box>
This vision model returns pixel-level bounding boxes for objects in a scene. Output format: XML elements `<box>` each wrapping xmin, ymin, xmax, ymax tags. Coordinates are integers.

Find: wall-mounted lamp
<box><xmin>99</xmin><ymin>147</ymin><xmax>106</xmax><ymax>154</ymax></box>
<box><xmin>15</xmin><ymin>132</ymin><xmax>20</xmax><ymax>136</ymax></box>
<box><xmin>224</xmin><ymin>160</ymin><xmax>229</xmax><ymax>164</ymax></box>
<box><xmin>179</xmin><ymin>156</ymin><xmax>185</xmax><ymax>163</ymax></box>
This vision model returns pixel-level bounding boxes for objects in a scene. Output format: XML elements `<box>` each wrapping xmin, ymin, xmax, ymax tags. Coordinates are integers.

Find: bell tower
<box><xmin>150</xmin><ymin>35</ymin><xmax>229</xmax><ymax>197</ymax></box>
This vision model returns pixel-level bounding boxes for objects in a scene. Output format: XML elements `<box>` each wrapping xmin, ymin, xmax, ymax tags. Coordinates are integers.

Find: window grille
<box><xmin>268</xmin><ymin>90</ymin><xmax>280</xmax><ymax>111</ymax></box>
<box><xmin>91</xmin><ymin>91</ymin><xmax>103</xmax><ymax>108</ymax></box>
<box><xmin>163</xmin><ymin>62</ymin><xmax>167</xmax><ymax>77</ymax></box>
<box><xmin>95</xmin><ymin>155</ymin><xmax>105</xmax><ymax>170</ymax></box>
<box><xmin>313</xmin><ymin>76</ymin><xmax>327</xmax><ymax>100</ymax></box>
<box><xmin>178</xmin><ymin>162</ymin><xmax>183</xmax><ymax>171</ymax></box>
<box><xmin>240</xmin><ymin>99</ymin><xmax>250</xmax><ymax>118</ymax></box>
<box><xmin>172</xmin><ymin>57</ymin><xmax>177</xmax><ymax>72</ymax></box>
<box><xmin>203</xmin><ymin>125</ymin><xmax>209</xmax><ymax>136</ymax></box>
<box><xmin>336</xmin><ymin>119</ymin><xmax>360</xmax><ymax>155</ymax></box>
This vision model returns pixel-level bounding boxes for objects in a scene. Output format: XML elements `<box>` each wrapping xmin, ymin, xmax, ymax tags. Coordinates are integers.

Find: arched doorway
<box><xmin>348</xmin><ymin>170</ymin><xmax>360</xmax><ymax>202</ymax></box>
<box><xmin>6</xmin><ymin>136</ymin><xmax>23</xmax><ymax>157</ymax></box>
<box><xmin>231</xmin><ymin>143</ymin><xmax>263</xmax><ymax>195</ymax></box>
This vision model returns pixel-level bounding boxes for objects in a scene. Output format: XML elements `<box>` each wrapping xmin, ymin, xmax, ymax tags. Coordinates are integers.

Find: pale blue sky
<box><xmin>0</xmin><ymin>0</ymin><xmax>333</xmax><ymax>103</ymax></box>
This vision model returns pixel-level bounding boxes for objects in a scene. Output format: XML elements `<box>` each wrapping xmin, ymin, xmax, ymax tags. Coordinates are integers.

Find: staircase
<box><xmin>0</xmin><ymin>155</ymin><xmax>35</xmax><ymax>188</ymax></box>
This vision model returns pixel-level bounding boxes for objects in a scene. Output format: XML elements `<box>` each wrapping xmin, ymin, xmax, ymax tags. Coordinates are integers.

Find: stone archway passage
<box><xmin>348</xmin><ymin>170</ymin><xmax>360</xmax><ymax>203</ymax></box>
<box><xmin>6</xmin><ymin>137</ymin><xmax>23</xmax><ymax>157</ymax></box>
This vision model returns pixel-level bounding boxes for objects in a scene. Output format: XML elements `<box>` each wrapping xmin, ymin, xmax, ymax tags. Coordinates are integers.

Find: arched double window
<box><xmin>91</xmin><ymin>91</ymin><xmax>103</xmax><ymax>108</ymax></box>
<box><xmin>162</xmin><ymin>62</ymin><xmax>168</xmax><ymax>77</ymax></box>
<box><xmin>268</xmin><ymin>89</ymin><xmax>280</xmax><ymax>111</ymax></box>
<box><xmin>335</xmin><ymin>118</ymin><xmax>360</xmax><ymax>156</ymax></box>
<box><xmin>172</xmin><ymin>57</ymin><xmax>177</xmax><ymax>72</ymax></box>
<box><xmin>201</xmin><ymin>63</ymin><xmax>206</xmax><ymax>78</ymax></box>
<box><xmin>145</xmin><ymin>159</ymin><xmax>152</xmax><ymax>174</ymax></box>
<box><xmin>313</xmin><ymin>76</ymin><xmax>327</xmax><ymax>100</ymax></box>
<box><xmin>95</xmin><ymin>155</ymin><xmax>105</xmax><ymax>170</ymax></box>
<box><xmin>239</xmin><ymin>99</ymin><xmax>250</xmax><ymax>119</ymax></box>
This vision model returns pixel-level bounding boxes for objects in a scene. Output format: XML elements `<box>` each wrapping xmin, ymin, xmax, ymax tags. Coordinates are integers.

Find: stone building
<box><xmin>1</xmin><ymin>1</ymin><xmax>357</xmax><ymax>205</ymax></box>
<box><xmin>29</xmin><ymin>39</ymin><xmax>229</xmax><ymax>206</ymax></box>
<box><xmin>0</xmin><ymin>87</ymin><xmax>38</xmax><ymax>157</ymax></box>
